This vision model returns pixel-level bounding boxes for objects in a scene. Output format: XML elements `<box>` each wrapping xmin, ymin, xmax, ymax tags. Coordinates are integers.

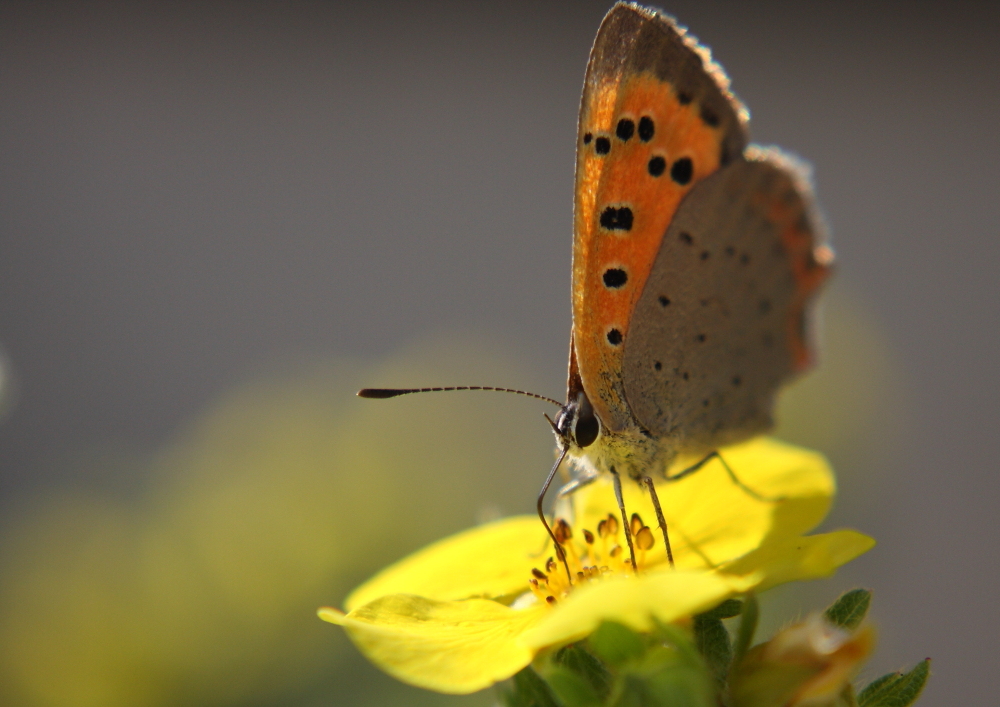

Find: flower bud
<box><xmin>731</xmin><ymin>613</ymin><xmax>875</xmax><ymax>707</ymax></box>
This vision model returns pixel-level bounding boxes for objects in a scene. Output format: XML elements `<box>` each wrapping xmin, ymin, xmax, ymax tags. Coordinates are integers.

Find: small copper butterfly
<box><xmin>362</xmin><ymin>2</ymin><xmax>832</xmax><ymax>572</ymax></box>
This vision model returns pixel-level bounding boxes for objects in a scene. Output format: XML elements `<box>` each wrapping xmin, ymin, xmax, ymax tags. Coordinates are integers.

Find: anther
<box><xmin>546</xmin><ymin>596</ymin><xmax>557</xmax><ymax>605</ymax></box>
<box><xmin>554</xmin><ymin>518</ymin><xmax>573</xmax><ymax>544</ymax></box>
<box><xmin>636</xmin><ymin>526</ymin><xmax>655</xmax><ymax>551</ymax></box>
<box><xmin>583</xmin><ymin>529</ymin><xmax>595</xmax><ymax>544</ymax></box>
<box><xmin>604</xmin><ymin>513</ymin><xmax>619</xmax><ymax>536</ymax></box>
<box><xmin>546</xmin><ymin>557</ymin><xmax>557</xmax><ymax>574</ymax></box>
<box><xmin>531</xmin><ymin>568</ymin><xmax>548</xmax><ymax>581</ymax></box>
<box><xmin>630</xmin><ymin>513</ymin><xmax>644</xmax><ymax>536</ymax></box>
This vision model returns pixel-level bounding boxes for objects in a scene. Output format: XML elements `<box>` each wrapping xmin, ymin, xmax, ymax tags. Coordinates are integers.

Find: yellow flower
<box><xmin>319</xmin><ymin>438</ymin><xmax>874</xmax><ymax>694</ymax></box>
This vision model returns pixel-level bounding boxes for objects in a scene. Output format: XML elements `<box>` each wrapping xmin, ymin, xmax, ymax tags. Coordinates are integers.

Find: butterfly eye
<box><xmin>574</xmin><ymin>409</ymin><xmax>599</xmax><ymax>448</ymax></box>
<box><xmin>573</xmin><ymin>394</ymin><xmax>600</xmax><ymax>448</ymax></box>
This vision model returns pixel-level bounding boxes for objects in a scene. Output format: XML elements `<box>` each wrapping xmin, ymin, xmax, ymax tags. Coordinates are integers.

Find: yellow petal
<box><xmin>575</xmin><ymin>438</ymin><xmax>834</xmax><ymax>570</ymax></box>
<box><xmin>719</xmin><ymin>530</ymin><xmax>875</xmax><ymax>590</ymax></box>
<box><xmin>324</xmin><ymin>594</ymin><xmax>542</xmax><ymax>694</ymax></box>
<box><xmin>521</xmin><ymin>570</ymin><xmax>752</xmax><ymax>650</ymax></box>
<box><xmin>345</xmin><ymin>517</ymin><xmax>547</xmax><ymax>610</ymax></box>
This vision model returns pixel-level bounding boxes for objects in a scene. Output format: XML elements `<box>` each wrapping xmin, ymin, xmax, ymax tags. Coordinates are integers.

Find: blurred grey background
<box><xmin>1</xmin><ymin>1</ymin><xmax>997</xmax><ymax>706</ymax></box>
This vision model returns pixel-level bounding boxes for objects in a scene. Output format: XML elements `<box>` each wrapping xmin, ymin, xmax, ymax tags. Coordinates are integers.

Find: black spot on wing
<box><xmin>606</xmin><ymin>328</ymin><xmax>623</xmax><ymax>346</ymax></box>
<box><xmin>638</xmin><ymin>116</ymin><xmax>655</xmax><ymax>142</ymax></box>
<box><xmin>647</xmin><ymin>156</ymin><xmax>666</xmax><ymax>177</ymax></box>
<box><xmin>671</xmin><ymin>157</ymin><xmax>693</xmax><ymax>185</ymax></box>
<box><xmin>616</xmin><ymin>118</ymin><xmax>635</xmax><ymax>141</ymax></box>
<box><xmin>600</xmin><ymin>206</ymin><xmax>633</xmax><ymax>231</ymax></box>
<box><xmin>603</xmin><ymin>268</ymin><xmax>628</xmax><ymax>289</ymax></box>
<box><xmin>595</xmin><ymin>136</ymin><xmax>611</xmax><ymax>155</ymax></box>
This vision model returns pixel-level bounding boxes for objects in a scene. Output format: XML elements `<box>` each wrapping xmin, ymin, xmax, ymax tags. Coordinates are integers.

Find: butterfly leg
<box><xmin>536</xmin><ymin>448</ymin><xmax>574</xmax><ymax>584</ymax></box>
<box><xmin>555</xmin><ymin>470</ymin><xmax>600</xmax><ymax>499</ymax></box>
<box><xmin>665</xmin><ymin>451</ymin><xmax>783</xmax><ymax>502</ymax></box>
<box><xmin>550</xmin><ymin>470</ymin><xmax>600</xmax><ymax>525</ymax></box>
<box><xmin>643</xmin><ymin>476</ymin><xmax>675</xmax><ymax>568</ymax></box>
<box><xmin>609</xmin><ymin>467</ymin><xmax>639</xmax><ymax>573</ymax></box>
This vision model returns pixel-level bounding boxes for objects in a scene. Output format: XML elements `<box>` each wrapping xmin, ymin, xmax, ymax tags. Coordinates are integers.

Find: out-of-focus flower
<box><xmin>320</xmin><ymin>437</ymin><xmax>874</xmax><ymax>694</ymax></box>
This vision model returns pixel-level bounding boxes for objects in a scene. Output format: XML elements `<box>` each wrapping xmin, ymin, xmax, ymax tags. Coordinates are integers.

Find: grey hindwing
<box><xmin>621</xmin><ymin>150</ymin><xmax>825</xmax><ymax>453</ymax></box>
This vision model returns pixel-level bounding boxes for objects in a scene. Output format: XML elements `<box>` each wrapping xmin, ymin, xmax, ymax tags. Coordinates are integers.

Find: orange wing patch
<box><xmin>572</xmin><ymin>73</ymin><xmax>725</xmax><ymax>431</ymax></box>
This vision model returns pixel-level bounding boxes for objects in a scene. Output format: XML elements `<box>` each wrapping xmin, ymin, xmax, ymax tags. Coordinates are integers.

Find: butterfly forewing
<box><xmin>571</xmin><ymin>2</ymin><xmax>748</xmax><ymax>433</ymax></box>
<box><xmin>621</xmin><ymin>148</ymin><xmax>832</xmax><ymax>453</ymax></box>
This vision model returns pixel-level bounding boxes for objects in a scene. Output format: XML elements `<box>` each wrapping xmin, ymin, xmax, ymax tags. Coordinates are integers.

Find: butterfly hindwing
<box><xmin>570</xmin><ymin>2</ymin><xmax>748</xmax><ymax>432</ymax></box>
<box><xmin>621</xmin><ymin>148</ymin><xmax>832</xmax><ymax>453</ymax></box>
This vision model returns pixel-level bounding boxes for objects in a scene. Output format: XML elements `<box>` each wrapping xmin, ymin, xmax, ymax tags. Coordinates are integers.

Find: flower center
<box><xmin>527</xmin><ymin>511</ymin><xmax>658</xmax><ymax>604</ymax></box>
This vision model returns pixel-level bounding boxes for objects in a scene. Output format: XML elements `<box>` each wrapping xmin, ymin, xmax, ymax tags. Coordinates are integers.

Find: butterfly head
<box><xmin>553</xmin><ymin>391</ymin><xmax>602</xmax><ymax>455</ymax></box>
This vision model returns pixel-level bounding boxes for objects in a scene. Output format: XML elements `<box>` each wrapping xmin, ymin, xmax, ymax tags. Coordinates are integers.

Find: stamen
<box><xmin>636</xmin><ymin>526</ymin><xmax>655</xmax><ymax>551</ymax></box>
<box><xmin>554</xmin><ymin>518</ymin><xmax>573</xmax><ymax>544</ymax></box>
<box><xmin>524</xmin><ymin>503</ymin><xmax>671</xmax><ymax>602</ymax></box>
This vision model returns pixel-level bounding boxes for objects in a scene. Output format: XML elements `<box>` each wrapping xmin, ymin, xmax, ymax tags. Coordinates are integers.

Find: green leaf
<box><xmin>503</xmin><ymin>666</ymin><xmax>562</xmax><ymax>707</ymax></box>
<box><xmin>649</xmin><ymin>619</ymin><xmax>705</xmax><ymax>667</ymax></box>
<box><xmin>554</xmin><ymin>644</ymin><xmax>612</xmax><ymax>701</ymax></box>
<box><xmin>825</xmin><ymin>589</ymin><xmax>872</xmax><ymax>630</ymax></box>
<box><xmin>610</xmin><ymin>644</ymin><xmax>714</xmax><ymax>707</ymax></box>
<box><xmin>621</xmin><ymin>669</ymin><xmax>714</xmax><ymax>707</ymax></box>
<box><xmin>693</xmin><ymin>613</ymin><xmax>731</xmax><ymax>687</ymax></box>
<box><xmin>731</xmin><ymin>593</ymin><xmax>759</xmax><ymax>667</ymax></box>
<box><xmin>545</xmin><ymin>666</ymin><xmax>603</xmax><ymax>707</ymax></box>
<box><xmin>588</xmin><ymin>622</ymin><xmax>647</xmax><ymax>668</ymax></box>
<box><xmin>857</xmin><ymin>659</ymin><xmax>930</xmax><ymax>707</ymax></box>
<box><xmin>701</xmin><ymin>598</ymin><xmax>744</xmax><ymax>620</ymax></box>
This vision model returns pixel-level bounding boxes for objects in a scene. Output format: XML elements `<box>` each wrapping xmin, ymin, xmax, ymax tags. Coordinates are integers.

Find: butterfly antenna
<box><xmin>358</xmin><ymin>386</ymin><xmax>562</xmax><ymax>407</ymax></box>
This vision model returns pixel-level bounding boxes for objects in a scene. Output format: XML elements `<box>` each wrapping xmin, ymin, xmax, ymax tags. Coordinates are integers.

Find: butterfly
<box><xmin>362</xmin><ymin>2</ymin><xmax>832</xmax><ymax>574</ymax></box>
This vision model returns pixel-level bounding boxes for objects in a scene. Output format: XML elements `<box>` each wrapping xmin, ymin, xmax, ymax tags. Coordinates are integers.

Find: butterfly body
<box><xmin>554</xmin><ymin>3</ymin><xmax>831</xmax><ymax>489</ymax></box>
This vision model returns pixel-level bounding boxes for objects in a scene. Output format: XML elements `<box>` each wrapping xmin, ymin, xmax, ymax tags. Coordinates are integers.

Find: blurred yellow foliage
<box><xmin>0</xmin><ymin>337</ymin><xmax>548</xmax><ymax>707</ymax></box>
